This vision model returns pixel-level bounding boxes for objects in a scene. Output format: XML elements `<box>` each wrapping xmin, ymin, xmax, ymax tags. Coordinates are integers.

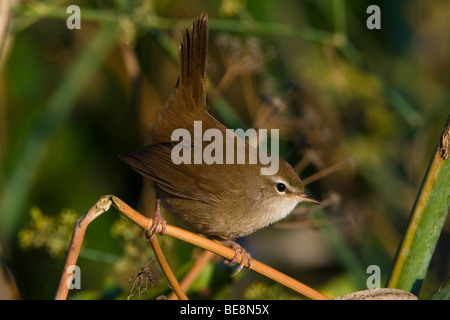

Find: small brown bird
<box><xmin>120</xmin><ymin>14</ymin><xmax>320</xmax><ymax>274</ymax></box>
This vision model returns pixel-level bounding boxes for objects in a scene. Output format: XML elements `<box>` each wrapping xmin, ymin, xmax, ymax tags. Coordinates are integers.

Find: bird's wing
<box><xmin>119</xmin><ymin>143</ymin><xmax>237</xmax><ymax>203</ymax></box>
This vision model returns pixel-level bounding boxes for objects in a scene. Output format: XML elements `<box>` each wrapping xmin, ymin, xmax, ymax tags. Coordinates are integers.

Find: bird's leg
<box><xmin>145</xmin><ymin>195</ymin><xmax>167</xmax><ymax>241</ymax></box>
<box><xmin>218</xmin><ymin>238</ymin><xmax>253</xmax><ymax>276</ymax></box>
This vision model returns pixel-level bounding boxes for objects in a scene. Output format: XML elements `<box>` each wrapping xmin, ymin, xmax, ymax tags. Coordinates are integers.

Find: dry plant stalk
<box><xmin>127</xmin><ymin>258</ymin><xmax>155</xmax><ymax>300</ymax></box>
<box><xmin>55</xmin><ymin>195</ymin><xmax>329</xmax><ymax>300</ymax></box>
<box><xmin>167</xmin><ymin>250</ymin><xmax>216</xmax><ymax>300</ymax></box>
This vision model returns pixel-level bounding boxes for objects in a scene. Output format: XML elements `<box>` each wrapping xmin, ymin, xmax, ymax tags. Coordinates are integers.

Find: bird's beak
<box><xmin>297</xmin><ymin>193</ymin><xmax>322</xmax><ymax>205</ymax></box>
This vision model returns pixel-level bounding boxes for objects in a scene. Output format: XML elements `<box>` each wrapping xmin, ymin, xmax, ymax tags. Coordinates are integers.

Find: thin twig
<box><xmin>127</xmin><ymin>259</ymin><xmax>155</xmax><ymax>300</ymax></box>
<box><xmin>150</xmin><ymin>235</ymin><xmax>188</xmax><ymax>300</ymax></box>
<box><xmin>294</xmin><ymin>153</ymin><xmax>312</xmax><ymax>175</ymax></box>
<box><xmin>167</xmin><ymin>250</ymin><xmax>215</xmax><ymax>300</ymax></box>
<box><xmin>302</xmin><ymin>158</ymin><xmax>352</xmax><ymax>186</ymax></box>
<box><xmin>55</xmin><ymin>195</ymin><xmax>113</xmax><ymax>300</ymax></box>
<box><xmin>55</xmin><ymin>195</ymin><xmax>329</xmax><ymax>300</ymax></box>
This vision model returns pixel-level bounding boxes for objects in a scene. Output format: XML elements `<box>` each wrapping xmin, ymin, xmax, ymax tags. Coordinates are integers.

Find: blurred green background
<box><xmin>0</xmin><ymin>0</ymin><xmax>448</xmax><ymax>299</ymax></box>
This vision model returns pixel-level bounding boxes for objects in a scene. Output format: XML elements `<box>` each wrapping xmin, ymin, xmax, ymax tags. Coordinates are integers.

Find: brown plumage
<box><xmin>119</xmin><ymin>14</ymin><xmax>319</xmax><ymax>273</ymax></box>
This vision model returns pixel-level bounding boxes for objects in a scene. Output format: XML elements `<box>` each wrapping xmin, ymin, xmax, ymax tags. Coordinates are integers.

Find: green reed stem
<box><xmin>387</xmin><ymin>115</ymin><xmax>450</xmax><ymax>296</ymax></box>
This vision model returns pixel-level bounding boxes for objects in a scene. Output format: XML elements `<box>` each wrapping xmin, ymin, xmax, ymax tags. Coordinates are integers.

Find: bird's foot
<box><xmin>145</xmin><ymin>199</ymin><xmax>167</xmax><ymax>241</ymax></box>
<box><xmin>219</xmin><ymin>239</ymin><xmax>253</xmax><ymax>276</ymax></box>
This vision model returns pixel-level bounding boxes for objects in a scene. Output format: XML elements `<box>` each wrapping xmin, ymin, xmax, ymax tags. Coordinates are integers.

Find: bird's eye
<box><xmin>276</xmin><ymin>182</ymin><xmax>286</xmax><ymax>193</ymax></box>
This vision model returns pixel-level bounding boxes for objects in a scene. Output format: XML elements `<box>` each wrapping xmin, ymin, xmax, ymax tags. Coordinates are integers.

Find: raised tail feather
<box><xmin>178</xmin><ymin>14</ymin><xmax>208</xmax><ymax>108</ymax></box>
<box><xmin>147</xmin><ymin>14</ymin><xmax>209</xmax><ymax>144</ymax></box>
